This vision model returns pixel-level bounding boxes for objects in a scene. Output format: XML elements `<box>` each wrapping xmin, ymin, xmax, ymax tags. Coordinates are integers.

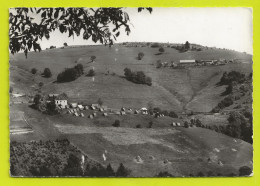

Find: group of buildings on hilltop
<box><xmin>173</xmin><ymin>59</ymin><xmax>232</xmax><ymax>67</ymax></box>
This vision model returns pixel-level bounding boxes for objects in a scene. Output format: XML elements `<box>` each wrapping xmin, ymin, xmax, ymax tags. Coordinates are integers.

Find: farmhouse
<box><xmin>54</xmin><ymin>94</ymin><xmax>68</xmax><ymax>107</ymax></box>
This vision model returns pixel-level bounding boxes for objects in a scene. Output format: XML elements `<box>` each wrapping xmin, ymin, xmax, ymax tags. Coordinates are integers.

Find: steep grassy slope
<box><xmin>10</xmin><ymin>45</ymin><xmax>252</xmax><ymax>112</ymax></box>
<box><xmin>9</xmin><ymin>45</ymin><xmax>253</xmax><ymax>177</ymax></box>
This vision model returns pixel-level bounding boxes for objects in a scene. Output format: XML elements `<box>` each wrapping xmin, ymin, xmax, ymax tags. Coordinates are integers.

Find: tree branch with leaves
<box><xmin>9</xmin><ymin>7</ymin><xmax>152</xmax><ymax>58</ymax></box>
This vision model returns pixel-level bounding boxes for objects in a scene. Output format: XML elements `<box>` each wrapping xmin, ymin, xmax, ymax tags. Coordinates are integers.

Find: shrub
<box><xmin>162</xmin><ymin>110</ymin><xmax>169</xmax><ymax>116</ymax></box>
<box><xmin>43</xmin><ymin>68</ymin><xmax>52</xmax><ymax>78</ymax></box>
<box><xmin>148</xmin><ymin>121</ymin><xmax>153</xmax><ymax>128</ymax></box>
<box><xmin>31</xmin><ymin>68</ymin><xmax>37</xmax><ymax>74</ymax></box>
<box><xmin>218</xmin><ymin>71</ymin><xmax>245</xmax><ymax>85</ymax></box>
<box><xmin>87</xmin><ymin>69</ymin><xmax>95</xmax><ymax>77</ymax></box>
<box><xmin>185</xmin><ymin>41</ymin><xmax>190</xmax><ymax>50</ymax></box>
<box><xmin>116</xmin><ymin>163</ymin><xmax>130</xmax><ymax>177</ymax></box>
<box><xmin>221</xmin><ymin>84</ymin><xmax>233</xmax><ymax>95</ymax></box>
<box><xmin>153</xmin><ymin>107</ymin><xmax>161</xmax><ymax>113</ymax></box>
<box><xmin>57</xmin><ymin>63</ymin><xmax>84</xmax><ymax>82</ymax></box>
<box><xmin>197</xmin><ymin>171</ymin><xmax>204</xmax><ymax>177</ymax></box>
<box><xmin>159</xmin><ymin>47</ymin><xmax>165</xmax><ymax>53</ymax></box>
<box><xmin>195</xmin><ymin>119</ymin><xmax>202</xmax><ymax>127</ymax></box>
<box><xmin>57</xmin><ymin>68</ymin><xmax>79</xmax><ymax>82</ymax></box>
<box><xmin>9</xmin><ymin>86</ymin><xmax>13</xmax><ymax>93</ymax></box>
<box><xmin>90</xmin><ymin>56</ymin><xmax>96</xmax><ymax>62</ymax></box>
<box><xmin>156</xmin><ymin>60</ymin><xmax>162</xmax><ymax>68</ymax></box>
<box><xmin>33</xmin><ymin>94</ymin><xmax>42</xmax><ymax>106</ymax></box>
<box><xmin>169</xmin><ymin>111</ymin><xmax>178</xmax><ymax>118</ymax></box>
<box><xmin>239</xmin><ymin>166</ymin><xmax>252</xmax><ymax>176</ymax></box>
<box><xmin>113</xmin><ymin>120</ymin><xmax>120</xmax><ymax>127</ymax></box>
<box><xmin>74</xmin><ymin>64</ymin><xmax>84</xmax><ymax>75</ymax></box>
<box><xmin>150</xmin><ymin>43</ymin><xmax>160</xmax><ymax>48</ymax></box>
<box><xmin>137</xmin><ymin>52</ymin><xmax>144</xmax><ymax>60</ymax></box>
<box><xmin>38</xmin><ymin>82</ymin><xmax>44</xmax><ymax>87</ymax></box>
<box><xmin>156</xmin><ymin>171</ymin><xmax>173</xmax><ymax>177</ymax></box>
<box><xmin>136</xmin><ymin>124</ymin><xmax>142</xmax><ymax>128</ymax></box>
<box><xmin>124</xmin><ymin>68</ymin><xmax>152</xmax><ymax>86</ymax></box>
<box><xmin>145</xmin><ymin>77</ymin><xmax>152</xmax><ymax>86</ymax></box>
<box><xmin>184</xmin><ymin>121</ymin><xmax>189</xmax><ymax>128</ymax></box>
<box><xmin>106</xmin><ymin>164</ymin><xmax>115</xmax><ymax>177</ymax></box>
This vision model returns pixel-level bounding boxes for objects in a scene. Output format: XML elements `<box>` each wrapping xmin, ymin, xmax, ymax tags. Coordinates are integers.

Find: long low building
<box><xmin>179</xmin><ymin>59</ymin><xmax>196</xmax><ymax>64</ymax></box>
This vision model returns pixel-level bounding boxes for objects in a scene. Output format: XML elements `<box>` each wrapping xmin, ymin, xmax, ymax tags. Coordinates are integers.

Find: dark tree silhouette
<box><xmin>43</xmin><ymin>68</ymin><xmax>52</xmax><ymax>78</ymax></box>
<box><xmin>90</xmin><ymin>56</ymin><xmax>96</xmax><ymax>62</ymax></box>
<box><xmin>137</xmin><ymin>52</ymin><xmax>144</xmax><ymax>60</ymax></box>
<box><xmin>116</xmin><ymin>163</ymin><xmax>130</xmax><ymax>177</ymax></box>
<box><xmin>31</xmin><ymin>68</ymin><xmax>37</xmax><ymax>74</ymax></box>
<box><xmin>9</xmin><ymin>8</ymin><xmax>152</xmax><ymax>57</ymax></box>
<box><xmin>185</xmin><ymin>41</ymin><xmax>190</xmax><ymax>50</ymax></box>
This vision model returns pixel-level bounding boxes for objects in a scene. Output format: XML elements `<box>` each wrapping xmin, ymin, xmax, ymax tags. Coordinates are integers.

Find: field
<box><xmin>9</xmin><ymin>44</ymin><xmax>253</xmax><ymax>177</ymax></box>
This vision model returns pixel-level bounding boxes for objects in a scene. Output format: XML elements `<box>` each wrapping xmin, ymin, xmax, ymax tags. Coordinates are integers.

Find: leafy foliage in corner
<box><xmin>9</xmin><ymin>8</ymin><xmax>152</xmax><ymax>58</ymax></box>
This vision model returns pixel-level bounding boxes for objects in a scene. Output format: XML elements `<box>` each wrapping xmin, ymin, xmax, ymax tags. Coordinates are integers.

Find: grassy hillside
<box><xmin>10</xmin><ymin>44</ymin><xmax>252</xmax><ymax>112</ymax></box>
<box><xmin>9</xmin><ymin>44</ymin><xmax>253</xmax><ymax>177</ymax></box>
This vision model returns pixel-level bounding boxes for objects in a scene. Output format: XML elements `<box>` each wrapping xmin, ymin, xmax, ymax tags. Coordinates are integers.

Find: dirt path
<box><xmin>183</xmin><ymin>69</ymin><xmax>220</xmax><ymax>111</ymax></box>
<box><xmin>152</xmin><ymin>82</ymin><xmax>183</xmax><ymax>110</ymax></box>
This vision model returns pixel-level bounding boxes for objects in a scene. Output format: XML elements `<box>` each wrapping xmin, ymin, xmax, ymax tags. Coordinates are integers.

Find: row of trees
<box><xmin>62</xmin><ymin>154</ymin><xmax>131</xmax><ymax>177</ymax></box>
<box><xmin>218</xmin><ymin>71</ymin><xmax>246</xmax><ymax>86</ymax></box>
<box><xmin>57</xmin><ymin>64</ymin><xmax>84</xmax><ymax>82</ymax></box>
<box><xmin>190</xmin><ymin>111</ymin><xmax>252</xmax><ymax>144</ymax></box>
<box><xmin>124</xmin><ymin>68</ymin><xmax>152</xmax><ymax>86</ymax></box>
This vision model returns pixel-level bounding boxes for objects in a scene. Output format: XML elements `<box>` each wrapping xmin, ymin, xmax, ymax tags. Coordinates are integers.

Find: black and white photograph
<box><xmin>9</xmin><ymin>7</ymin><xmax>253</xmax><ymax>177</ymax></box>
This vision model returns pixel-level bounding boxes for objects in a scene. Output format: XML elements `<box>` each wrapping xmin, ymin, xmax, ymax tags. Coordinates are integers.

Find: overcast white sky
<box><xmin>38</xmin><ymin>8</ymin><xmax>253</xmax><ymax>54</ymax></box>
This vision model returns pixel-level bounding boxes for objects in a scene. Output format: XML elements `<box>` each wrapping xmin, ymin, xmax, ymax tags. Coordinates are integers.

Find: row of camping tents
<box><xmin>171</xmin><ymin>122</ymin><xmax>181</xmax><ymax>127</ymax></box>
<box><xmin>70</xmin><ymin>103</ymin><xmax>108</xmax><ymax>111</ymax></box>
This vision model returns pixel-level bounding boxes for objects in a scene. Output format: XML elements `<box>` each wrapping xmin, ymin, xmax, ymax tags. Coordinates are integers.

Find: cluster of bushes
<box><xmin>124</xmin><ymin>68</ymin><xmax>152</xmax><ymax>86</ymax></box>
<box><xmin>150</xmin><ymin>43</ymin><xmax>160</xmax><ymax>48</ymax></box>
<box><xmin>62</xmin><ymin>154</ymin><xmax>131</xmax><ymax>177</ymax></box>
<box><xmin>171</xmin><ymin>41</ymin><xmax>191</xmax><ymax>52</ymax></box>
<box><xmin>155</xmin><ymin>166</ymin><xmax>252</xmax><ymax>177</ymax></box>
<box><xmin>184</xmin><ymin>118</ymin><xmax>202</xmax><ymax>128</ymax></box>
<box><xmin>87</xmin><ymin>69</ymin><xmax>95</xmax><ymax>77</ymax></box>
<box><xmin>218</xmin><ymin>71</ymin><xmax>246</xmax><ymax>86</ymax></box>
<box><xmin>196</xmin><ymin>111</ymin><xmax>252</xmax><ymax>144</ymax></box>
<box><xmin>11</xmin><ymin>139</ymin><xmax>131</xmax><ymax>177</ymax></box>
<box><xmin>150</xmin><ymin>107</ymin><xmax>178</xmax><ymax>118</ymax></box>
<box><xmin>31</xmin><ymin>67</ymin><xmax>52</xmax><ymax>78</ymax></box>
<box><xmin>158</xmin><ymin>47</ymin><xmax>165</xmax><ymax>53</ymax></box>
<box><xmin>57</xmin><ymin>64</ymin><xmax>84</xmax><ymax>82</ymax></box>
<box><xmin>112</xmin><ymin>120</ymin><xmax>120</xmax><ymax>127</ymax></box>
<box><xmin>211</xmin><ymin>96</ymin><xmax>234</xmax><ymax>113</ymax></box>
